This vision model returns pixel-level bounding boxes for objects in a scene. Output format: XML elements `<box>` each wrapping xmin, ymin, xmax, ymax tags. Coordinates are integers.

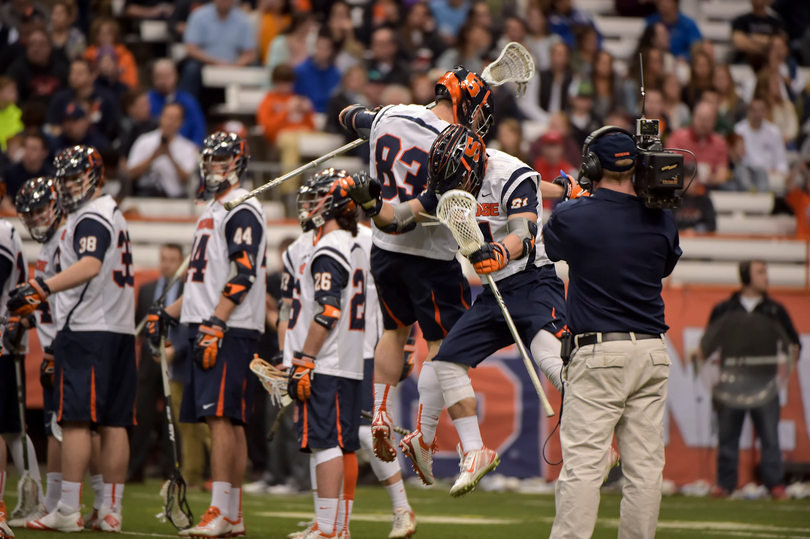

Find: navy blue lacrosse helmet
<box><xmin>54</xmin><ymin>145</ymin><xmax>104</xmax><ymax>213</ymax></box>
<box><xmin>199</xmin><ymin>132</ymin><xmax>250</xmax><ymax>200</ymax></box>
<box><xmin>16</xmin><ymin>176</ymin><xmax>63</xmax><ymax>243</ymax></box>
<box><xmin>297</xmin><ymin>168</ymin><xmax>357</xmax><ymax>232</ymax></box>
<box><xmin>428</xmin><ymin>124</ymin><xmax>488</xmax><ymax>198</ymax></box>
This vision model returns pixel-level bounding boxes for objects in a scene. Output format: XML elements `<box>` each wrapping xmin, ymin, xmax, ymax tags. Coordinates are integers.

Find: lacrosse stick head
<box><xmin>435</xmin><ymin>66</ymin><xmax>495</xmax><ymax>137</ymax></box>
<box><xmin>250</xmin><ymin>356</ymin><xmax>290</xmax><ymax>406</ymax></box>
<box><xmin>12</xmin><ymin>473</ymin><xmax>40</xmax><ymax>520</ymax></box>
<box><xmin>436</xmin><ymin>190</ymin><xmax>485</xmax><ymax>257</ymax></box>
<box><xmin>428</xmin><ymin>124</ymin><xmax>487</xmax><ymax>198</ymax></box>
<box><xmin>159</xmin><ymin>474</ymin><xmax>193</xmax><ymax>530</ymax></box>
<box><xmin>481</xmin><ymin>42</ymin><xmax>536</xmax><ymax>97</ymax></box>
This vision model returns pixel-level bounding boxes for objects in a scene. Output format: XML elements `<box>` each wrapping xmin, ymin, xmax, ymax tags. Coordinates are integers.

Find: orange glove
<box><xmin>7</xmin><ymin>277</ymin><xmax>50</xmax><ymax>316</ymax></box>
<box><xmin>289</xmin><ymin>351</ymin><xmax>315</xmax><ymax>401</ymax></box>
<box><xmin>469</xmin><ymin>242</ymin><xmax>510</xmax><ymax>274</ymax></box>
<box><xmin>194</xmin><ymin>317</ymin><xmax>227</xmax><ymax>370</ymax></box>
<box><xmin>552</xmin><ymin>171</ymin><xmax>591</xmax><ymax>200</ymax></box>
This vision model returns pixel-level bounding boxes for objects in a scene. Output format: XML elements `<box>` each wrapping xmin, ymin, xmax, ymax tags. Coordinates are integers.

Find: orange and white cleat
<box><xmin>400</xmin><ymin>430</ymin><xmax>436</xmax><ymax>486</ymax></box>
<box><xmin>603</xmin><ymin>446</ymin><xmax>620</xmax><ymax>483</ymax></box>
<box><xmin>449</xmin><ymin>445</ymin><xmax>500</xmax><ymax>498</ymax></box>
<box><xmin>83</xmin><ymin>509</ymin><xmax>100</xmax><ymax>530</ymax></box>
<box><xmin>26</xmin><ymin>502</ymin><xmax>84</xmax><ymax>532</ymax></box>
<box><xmin>8</xmin><ymin>503</ymin><xmax>47</xmax><ymax>528</ymax></box>
<box><xmin>181</xmin><ymin>507</ymin><xmax>231</xmax><ymax>538</ymax></box>
<box><xmin>371</xmin><ymin>410</ymin><xmax>397</xmax><ymax>463</ymax></box>
<box><xmin>226</xmin><ymin>516</ymin><xmax>245</xmax><ymax>537</ymax></box>
<box><xmin>98</xmin><ymin>506</ymin><xmax>122</xmax><ymax>532</ymax></box>
<box><xmin>388</xmin><ymin>507</ymin><xmax>416</xmax><ymax>539</ymax></box>
<box><xmin>1</xmin><ymin>502</ymin><xmax>14</xmax><ymax>539</ymax></box>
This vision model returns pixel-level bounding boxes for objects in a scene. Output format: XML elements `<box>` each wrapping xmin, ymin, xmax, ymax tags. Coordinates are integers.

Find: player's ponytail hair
<box><xmin>336</xmin><ymin>206</ymin><xmax>359</xmax><ymax>236</ymax></box>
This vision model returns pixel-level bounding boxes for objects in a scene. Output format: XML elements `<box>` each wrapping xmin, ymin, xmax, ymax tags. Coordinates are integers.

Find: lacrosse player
<box><xmin>8</xmin><ymin>146</ymin><xmax>136</xmax><ymax>532</ymax></box>
<box><xmin>278</xmin><ymin>169</ymin><xmax>367</xmax><ymax>539</ymax></box>
<box><xmin>148</xmin><ymin>132</ymin><xmax>266</xmax><ymax>538</ymax></box>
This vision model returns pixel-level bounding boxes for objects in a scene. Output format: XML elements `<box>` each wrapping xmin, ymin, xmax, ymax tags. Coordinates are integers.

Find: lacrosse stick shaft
<box><xmin>159</xmin><ymin>335</ymin><xmax>182</xmax><ymax>468</ymax></box>
<box><xmin>135</xmin><ymin>255</ymin><xmax>191</xmax><ymax>336</ymax></box>
<box><xmin>14</xmin><ymin>356</ymin><xmax>30</xmax><ymax>469</ymax></box>
<box><xmin>485</xmin><ymin>274</ymin><xmax>555</xmax><ymax>417</ymax></box>
<box><xmin>360</xmin><ymin>410</ymin><xmax>411</xmax><ymax>436</ymax></box>
<box><xmin>267</xmin><ymin>400</ymin><xmax>292</xmax><ymax>442</ymax></box>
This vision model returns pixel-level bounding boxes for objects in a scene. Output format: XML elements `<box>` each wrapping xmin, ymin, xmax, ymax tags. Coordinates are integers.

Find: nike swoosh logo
<box><xmin>202</xmin><ymin>403</ymin><xmax>216</xmax><ymax>409</ymax></box>
<box><xmin>466</xmin><ymin>456</ymin><xmax>477</xmax><ymax>474</ymax></box>
<box><xmin>481</xmin><ymin>192</ymin><xmax>492</xmax><ymax>198</ymax></box>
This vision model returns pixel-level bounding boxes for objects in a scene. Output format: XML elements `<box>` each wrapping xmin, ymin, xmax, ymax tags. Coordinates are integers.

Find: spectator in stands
<box><xmin>125</xmin><ymin>0</ymin><xmax>175</xmax><ymax>20</ymax></box>
<box><xmin>533</xmin><ymin>130</ymin><xmax>576</xmax><ymax>209</ymax></box>
<box><xmin>636</xmin><ymin>21</ymin><xmax>677</xmax><ymax>74</ymax></box>
<box><xmin>767</xmin><ymin>34</ymin><xmax>802</xmax><ymax>99</ymax></box>
<box><xmin>2</xmin><ymin>128</ymin><xmax>52</xmax><ymax>205</ymax></box>
<box><xmin>381</xmin><ymin>84</ymin><xmax>412</xmax><ymax>107</ymax></box>
<box><xmin>496</xmin><ymin>118</ymin><xmax>525</xmax><ymax>163</ymax></box>
<box><xmin>570</xmin><ymin>25</ymin><xmax>599</xmax><ymax>80</ymax></box>
<box><xmin>411</xmin><ymin>73</ymin><xmax>435</xmax><ymax>106</ymax></box>
<box><xmin>46</xmin><ymin>58</ymin><xmax>121</xmax><ymax>142</ymax></box>
<box><xmin>645</xmin><ymin>0</ymin><xmax>701</xmax><ymax>60</ymax></box>
<box><xmin>735</xmin><ymin>97</ymin><xmax>788</xmax><ymax>185</ymax></box>
<box><xmin>548</xmin><ymin>0</ymin><xmax>601</xmax><ymax>51</ymax></box>
<box><xmin>257</xmin><ymin>64</ymin><xmax>314</xmax><ymax>146</ymax></box>
<box><xmin>168</xmin><ymin>0</ymin><xmax>205</xmax><ymax>40</ymax></box>
<box><xmin>643</xmin><ymin>88</ymin><xmax>670</xmax><ymax>138</ymax></box>
<box><xmin>731</xmin><ymin>0</ymin><xmax>786</xmax><ymax>67</ymax></box>
<box><xmin>148</xmin><ymin>59</ymin><xmax>206</xmax><ymax>147</ymax></box>
<box><xmin>84</xmin><ymin>18</ymin><xmax>139</xmax><ymax>89</ymax></box>
<box><xmin>468</xmin><ymin>1</ymin><xmax>493</xmax><ymax>31</ymax></box>
<box><xmin>398</xmin><ymin>1</ymin><xmax>446</xmax><ymax>73</ymax></box>
<box><xmin>725</xmin><ymin>132</ymin><xmax>769</xmax><ymax>192</ymax></box>
<box><xmin>753</xmin><ymin>67</ymin><xmax>798</xmax><ymax>145</ymax></box>
<box><xmin>50</xmin><ymin>0</ymin><xmax>85</xmax><ymax>61</ymax></box>
<box><xmin>293</xmin><ymin>31</ymin><xmax>341</xmax><ymax>114</ymax></box>
<box><xmin>525</xmin><ymin>3</ymin><xmax>559</xmax><ymax>72</ymax></box>
<box><xmin>326</xmin><ymin>1</ymin><xmax>364</xmax><ymax>72</ymax></box>
<box><xmin>258</xmin><ymin>0</ymin><xmax>291</xmax><ymax>65</ymax></box>
<box><xmin>6</xmin><ymin>28</ymin><xmax>68</xmax><ymax>104</ymax></box>
<box><xmin>95</xmin><ymin>47</ymin><xmax>130</xmax><ymax>103</ymax></box>
<box><xmin>265</xmin><ymin>13</ymin><xmax>315</xmax><ymax>85</ymax></box>
<box><xmin>540</xmin><ymin>41</ymin><xmax>572</xmax><ymax>115</ymax></box>
<box><xmin>682</xmin><ymin>49</ymin><xmax>714</xmax><ymax>110</ymax></box>
<box><xmin>51</xmin><ymin>101</ymin><xmax>111</xmax><ymax>153</ymax></box>
<box><xmin>127</xmin><ymin>102</ymin><xmax>198</xmax><ymax>198</ymax></box>
<box><xmin>436</xmin><ymin>21</ymin><xmax>493</xmax><ymax>74</ymax></box>
<box><xmin>568</xmin><ymin>81</ymin><xmax>602</xmax><ymax>148</ymax></box>
<box><xmin>714</xmin><ymin>64</ymin><xmax>747</xmax><ymax>130</ymax></box>
<box><xmin>668</xmin><ymin>100</ymin><xmax>729</xmax><ymax>188</ymax></box>
<box><xmin>785</xmin><ymin>140</ymin><xmax>810</xmax><ymax>238</ymax></box>
<box><xmin>181</xmin><ymin>0</ymin><xmax>258</xmax><ymax>98</ymax></box>
<box><xmin>430</xmin><ymin>0</ymin><xmax>470</xmax><ymax>44</ymax></box>
<box><xmin>118</xmin><ymin>89</ymin><xmax>158</xmax><ymax>168</ymax></box>
<box><xmin>360</xmin><ymin>0</ymin><xmax>403</xmax><ymax>45</ymax></box>
<box><xmin>366</xmin><ymin>27</ymin><xmax>411</xmax><ymax>87</ymax></box>
<box><xmin>0</xmin><ymin>0</ymin><xmax>48</xmax><ymax>33</ymax></box>
<box><xmin>325</xmin><ymin>65</ymin><xmax>367</xmax><ymax>144</ymax></box>
<box><xmin>673</xmin><ymin>182</ymin><xmax>716</xmax><ymax>232</ymax></box>
<box><xmin>496</xmin><ymin>16</ymin><xmax>527</xmax><ymax>55</ymax></box>
<box><xmin>615</xmin><ymin>0</ymin><xmax>657</xmax><ymax>17</ymax></box>
<box><xmin>624</xmin><ymin>46</ymin><xmax>664</xmax><ymax>114</ymax></box>
<box><xmin>589</xmin><ymin>50</ymin><xmax>628</xmax><ymax>120</ymax></box>
<box><xmin>663</xmin><ymin>72</ymin><xmax>691</xmax><ymax>130</ymax></box>
<box><xmin>0</xmin><ymin>77</ymin><xmax>22</xmax><ymax>152</ymax></box>
<box><xmin>0</xmin><ymin>17</ymin><xmax>19</xmax><ymax>75</ymax></box>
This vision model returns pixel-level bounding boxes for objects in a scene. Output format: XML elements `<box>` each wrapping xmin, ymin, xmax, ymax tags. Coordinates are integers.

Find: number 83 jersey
<box><xmin>54</xmin><ymin>195</ymin><xmax>135</xmax><ymax>334</ymax></box>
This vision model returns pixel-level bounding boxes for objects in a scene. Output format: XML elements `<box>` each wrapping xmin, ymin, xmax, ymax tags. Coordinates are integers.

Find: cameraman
<box><xmin>543</xmin><ymin>129</ymin><xmax>682</xmax><ymax>539</ymax></box>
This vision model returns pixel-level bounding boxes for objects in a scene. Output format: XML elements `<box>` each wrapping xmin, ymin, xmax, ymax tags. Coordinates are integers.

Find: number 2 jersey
<box><xmin>356</xmin><ymin>225</ymin><xmax>381</xmax><ymax>359</ymax></box>
<box><xmin>281</xmin><ymin>229</ymin><xmax>368</xmax><ymax>380</ymax></box>
<box><xmin>369</xmin><ymin>104</ymin><xmax>458</xmax><ymax>260</ymax></box>
<box><xmin>34</xmin><ymin>227</ymin><xmax>64</xmax><ymax>349</ymax></box>
<box><xmin>54</xmin><ymin>195</ymin><xmax>135</xmax><ymax>334</ymax></box>
<box><xmin>477</xmin><ymin>149</ymin><xmax>553</xmax><ymax>282</ymax></box>
<box><xmin>0</xmin><ymin>220</ymin><xmax>28</xmax><ymax>351</ymax></box>
<box><xmin>180</xmin><ymin>187</ymin><xmax>267</xmax><ymax>332</ymax></box>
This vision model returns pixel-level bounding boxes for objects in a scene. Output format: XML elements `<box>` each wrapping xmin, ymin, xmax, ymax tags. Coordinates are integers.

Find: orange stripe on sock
<box><xmin>111</xmin><ymin>484</ymin><xmax>116</xmax><ymax>507</ymax></box>
<box><xmin>216</xmin><ymin>363</ymin><xmax>228</xmax><ymax>416</ymax></box>
<box><xmin>90</xmin><ymin>367</ymin><xmax>97</xmax><ymax>423</ymax></box>
<box><xmin>431</xmin><ymin>292</ymin><xmax>447</xmax><ymax>337</ymax></box>
<box><xmin>335</xmin><ymin>394</ymin><xmax>343</xmax><ymax>448</ymax></box>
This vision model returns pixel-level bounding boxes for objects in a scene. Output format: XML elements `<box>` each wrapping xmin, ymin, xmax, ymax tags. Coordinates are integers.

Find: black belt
<box><xmin>575</xmin><ymin>332</ymin><xmax>661</xmax><ymax>348</ymax></box>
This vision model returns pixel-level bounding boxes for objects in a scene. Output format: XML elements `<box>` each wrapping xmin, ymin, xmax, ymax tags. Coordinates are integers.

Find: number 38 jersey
<box><xmin>281</xmin><ymin>229</ymin><xmax>367</xmax><ymax>380</ymax></box>
<box><xmin>34</xmin><ymin>227</ymin><xmax>64</xmax><ymax>349</ymax></box>
<box><xmin>181</xmin><ymin>187</ymin><xmax>267</xmax><ymax>332</ymax></box>
<box><xmin>477</xmin><ymin>149</ymin><xmax>552</xmax><ymax>282</ymax></box>
<box><xmin>54</xmin><ymin>195</ymin><xmax>135</xmax><ymax>334</ymax></box>
<box><xmin>369</xmin><ymin>104</ymin><xmax>458</xmax><ymax>261</ymax></box>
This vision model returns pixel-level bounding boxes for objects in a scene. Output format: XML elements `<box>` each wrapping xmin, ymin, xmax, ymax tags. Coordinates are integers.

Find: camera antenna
<box><xmin>639</xmin><ymin>52</ymin><xmax>646</xmax><ymax>119</ymax></box>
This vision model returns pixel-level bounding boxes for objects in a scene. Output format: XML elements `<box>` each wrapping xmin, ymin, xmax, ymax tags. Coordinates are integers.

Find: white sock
<box><xmin>453</xmin><ymin>416</ymin><xmax>483</xmax><ymax>453</ymax></box>
<box><xmin>384</xmin><ymin>480</ymin><xmax>410</xmax><ymax>511</ymax></box>
<box><xmin>335</xmin><ymin>493</ymin><xmax>344</xmax><ymax>534</ymax></box>
<box><xmin>60</xmin><ymin>481</ymin><xmax>82</xmax><ymax>514</ymax></box>
<box><xmin>374</xmin><ymin>383</ymin><xmax>393</xmax><ymax>414</ymax></box>
<box><xmin>4</xmin><ymin>434</ymin><xmax>43</xmax><ymax>485</ymax></box>
<box><xmin>211</xmin><ymin>481</ymin><xmax>232</xmax><ymax>519</ymax></box>
<box><xmin>103</xmin><ymin>483</ymin><xmax>124</xmax><ymax>513</ymax></box>
<box><xmin>228</xmin><ymin>488</ymin><xmax>241</xmax><ymax>522</ymax></box>
<box><xmin>416</xmin><ymin>363</ymin><xmax>444</xmax><ymax>445</ymax></box>
<box><xmin>315</xmin><ymin>497</ymin><xmax>338</xmax><ymax>535</ymax></box>
<box><xmin>45</xmin><ymin>473</ymin><xmax>62</xmax><ymax>512</ymax></box>
<box><xmin>0</xmin><ymin>470</ymin><xmax>6</xmax><ymax>499</ymax></box>
<box><xmin>91</xmin><ymin>474</ymin><xmax>104</xmax><ymax>511</ymax></box>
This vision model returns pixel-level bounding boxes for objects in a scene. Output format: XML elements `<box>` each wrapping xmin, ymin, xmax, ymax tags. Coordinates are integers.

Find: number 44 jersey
<box><xmin>54</xmin><ymin>195</ymin><xmax>135</xmax><ymax>334</ymax></box>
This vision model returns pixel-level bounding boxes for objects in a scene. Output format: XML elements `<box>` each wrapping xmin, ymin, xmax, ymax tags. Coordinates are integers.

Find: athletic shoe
<box><xmin>184</xmin><ymin>507</ymin><xmax>232</xmax><ymax>538</ymax></box>
<box><xmin>400</xmin><ymin>430</ymin><xmax>436</xmax><ymax>486</ymax></box>
<box><xmin>287</xmin><ymin>521</ymin><xmax>314</xmax><ymax>539</ymax></box>
<box><xmin>98</xmin><ymin>506</ymin><xmax>122</xmax><ymax>532</ymax></box>
<box><xmin>371</xmin><ymin>410</ymin><xmax>398</xmax><ymax>463</ymax></box>
<box><xmin>0</xmin><ymin>502</ymin><xmax>14</xmax><ymax>539</ymax></box>
<box><xmin>304</xmin><ymin>527</ymin><xmax>336</xmax><ymax>539</ymax></box>
<box><xmin>388</xmin><ymin>507</ymin><xmax>416</xmax><ymax>539</ymax></box>
<box><xmin>337</xmin><ymin>529</ymin><xmax>350</xmax><ymax>539</ymax></box>
<box><xmin>603</xmin><ymin>447</ymin><xmax>621</xmax><ymax>483</ymax></box>
<box><xmin>242</xmin><ymin>480</ymin><xmax>269</xmax><ymax>495</ymax></box>
<box><xmin>226</xmin><ymin>517</ymin><xmax>245</xmax><ymax>537</ymax></box>
<box><xmin>449</xmin><ymin>445</ymin><xmax>500</xmax><ymax>498</ymax></box>
<box><xmin>26</xmin><ymin>502</ymin><xmax>84</xmax><ymax>532</ymax></box>
<box><xmin>8</xmin><ymin>503</ymin><xmax>47</xmax><ymax>528</ymax></box>
<box><xmin>83</xmin><ymin>509</ymin><xmax>100</xmax><ymax>530</ymax></box>
<box><xmin>770</xmin><ymin>485</ymin><xmax>790</xmax><ymax>500</ymax></box>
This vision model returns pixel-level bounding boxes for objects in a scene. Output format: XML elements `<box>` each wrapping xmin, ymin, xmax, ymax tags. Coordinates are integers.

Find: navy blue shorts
<box><xmin>433</xmin><ymin>265</ymin><xmax>566</xmax><ymax>367</ymax></box>
<box><xmin>360</xmin><ymin>358</ymin><xmax>374</xmax><ymax>426</ymax></box>
<box><xmin>0</xmin><ymin>355</ymin><xmax>24</xmax><ymax>433</ymax></box>
<box><xmin>371</xmin><ymin>246</ymin><xmax>471</xmax><ymax>342</ymax></box>
<box><xmin>179</xmin><ymin>326</ymin><xmax>259</xmax><ymax>426</ymax></box>
<box><xmin>295</xmin><ymin>373</ymin><xmax>361</xmax><ymax>453</ymax></box>
<box><xmin>54</xmin><ymin>329</ymin><xmax>137</xmax><ymax>426</ymax></box>
<box><xmin>43</xmin><ymin>382</ymin><xmax>56</xmax><ymax>436</ymax></box>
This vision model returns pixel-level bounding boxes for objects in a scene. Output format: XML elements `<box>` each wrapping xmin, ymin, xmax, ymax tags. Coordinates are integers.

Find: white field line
<box><xmin>254</xmin><ymin>511</ymin><xmax>520</xmax><ymax>525</ymax></box>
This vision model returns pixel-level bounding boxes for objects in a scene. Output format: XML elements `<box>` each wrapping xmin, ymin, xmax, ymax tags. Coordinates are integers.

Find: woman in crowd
<box><xmin>435</xmin><ymin>21</ymin><xmax>492</xmax><ymax>74</ymax></box>
<box><xmin>84</xmin><ymin>17</ymin><xmax>139</xmax><ymax>88</ymax></box>
<box><xmin>754</xmin><ymin>67</ymin><xmax>799</xmax><ymax>145</ymax></box>
<box><xmin>265</xmin><ymin>12</ymin><xmax>316</xmax><ymax>85</ymax></box>
<box><xmin>326</xmin><ymin>0</ymin><xmax>364</xmax><ymax>72</ymax></box>
<box><xmin>588</xmin><ymin>50</ymin><xmax>627</xmax><ymax>120</ymax></box>
<box><xmin>714</xmin><ymin>64</ymin><xmax>747</xmax><ymax>129</ymax></box>
<box><xmin>663</xmin><ymin>72</ymin><xmax>691</xmax><ymax>130</ymax></box>
<box><xmin>525</xmin><ymin>2</ymin><xmax>559</xmax><ymax>72</ymax></box>
<box><xmin>682</xmin><ymin>49</ymin><xmax>714</xmax><ymax>110</ymax></box>
<box><xmin>51</xmin><ymin>0</ymin><xmax>85</xmax><ymax>61</ymax></box>
<box><xmin>257</xmin><ymin>0</ymin><xmax>291</xmax><ymax>64</ymax></box>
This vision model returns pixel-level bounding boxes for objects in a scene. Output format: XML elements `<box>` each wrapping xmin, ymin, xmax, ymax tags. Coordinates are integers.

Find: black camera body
<box><xmin>633</xmin><ymin>119</ymin><xmax>684</xmax><ymax>209</ymax></box>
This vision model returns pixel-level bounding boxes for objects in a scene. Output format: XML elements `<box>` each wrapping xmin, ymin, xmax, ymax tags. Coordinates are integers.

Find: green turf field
<box><xmin>5</xmin><ymin>478</ymin><xmax>810</xmax><ymax>539</ymax></box>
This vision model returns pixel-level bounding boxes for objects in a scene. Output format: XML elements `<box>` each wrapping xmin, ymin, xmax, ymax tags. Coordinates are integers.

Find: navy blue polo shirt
<box><xmin>543</xmin><ymin>188</ymin><xmax>682</xmax><ymax>335</ymax></box>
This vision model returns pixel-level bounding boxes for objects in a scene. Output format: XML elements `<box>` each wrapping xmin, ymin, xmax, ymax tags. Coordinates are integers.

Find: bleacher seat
<box><xmin>202</xmin><ymin>66</ymin><xmax>267</xmax><ymax>88</ymax></box>
<box><xmin>140</xmin><ymin>20</ymin><xmax>170</xmax><ymax>42</ymax></box>
<box><xmin>701</xmin><ymin>1</ymin><xmax>749</xmax><ymax>21</ymax></box>
<box><xmin>708</xmin><ymin>192</ymin><xmax>774</xmax><ymax>214</ymax></box>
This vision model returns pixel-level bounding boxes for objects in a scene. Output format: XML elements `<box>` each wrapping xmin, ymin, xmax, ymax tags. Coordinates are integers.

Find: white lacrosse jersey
<box><xmin>34</xmin><ymin>226</ymin><xmax>64</xmax><ymax>349</ymax></box>
<box><xmin>180</xmin><ymin>188</ymin><xmax>267</xmax><ymax>332</ymax></box>
<box><xmin>281</xmin><ymin>229</ymin><xmax>367</xmax><ymax>380</ymax></box>
<box><xmin>0</xmin><ymin>220</ymin><xmax>28</xmax><ymax>352</ymax></box>
<box><xmin>369</xmin><ymin>104</ymin><xmax>458</xmax><ymax>260</ymax></box>
<box><xmin>54</xmin><ymin>195</ymin><xmax>135</xmax><ymax>334</ymax></box>
<box><xmin>476</xmin><ymin>149</ymin><xmax>553</xmax><ymax>282</ymax></box>
<box><xmin>357</xmin><ymin>225</ymin><xmax>381</xmax><ymax>359</ymax></box>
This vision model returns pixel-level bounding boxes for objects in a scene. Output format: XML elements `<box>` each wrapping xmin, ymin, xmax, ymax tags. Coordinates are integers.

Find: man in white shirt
<box><xmin>734</xmin><ymin>98</ymin><xmax>788</xmax><ymax>180</ymax></box>
<box><xmin>127</xmin><ymin>103</ymin><xmax>198</xmax><ymax>198</ymax></box>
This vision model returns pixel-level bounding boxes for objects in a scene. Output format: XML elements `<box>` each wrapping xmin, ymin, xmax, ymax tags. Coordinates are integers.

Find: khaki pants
<box><xmin>550</xmin><ymin>336</ymin><xmax>670</xmax><ymax>539</ymax></box>
<box><xmin>170</xmin><ymin>380</ymin><xmax>211</xmax><ymax>488</ymax></box>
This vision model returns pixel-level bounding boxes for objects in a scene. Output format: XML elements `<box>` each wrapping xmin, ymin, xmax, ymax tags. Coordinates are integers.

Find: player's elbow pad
<box><xmin>339</xmin><ymin>105</ymin><xmax>377</xmax><ymax>139</ymax></box>
<box><xmin>507</xmin><ymin>217</ymin><xmax>538</xmax><ymax>259</ymax></box>
<box><xmin>314</xmin><ymin>295</ymin><xmax>341</xmax><ymax>330</ymax></box>
<box><xmin>378</xmin><ymin>202</ymin><xmax>417</xmax><ymax>235</ymax></box>
<box><xmin>222</xmin><ymin>251</ymin><xmax>257</xmax><ymax>304</ymax></box>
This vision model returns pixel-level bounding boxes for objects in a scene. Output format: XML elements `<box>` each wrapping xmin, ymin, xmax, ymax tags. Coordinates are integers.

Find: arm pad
<box><xmin>222</xmin><ymin>251</ymin><xmax>257</xmax><ymax>304</ymax></box>
<box><xmin>506</xmin><ymin>217</ymin><xmax>538</xmax><ymax>259</ymax></box>
<box><xmin>313</xmin><ymin>294</ymin><xmax>342</xmax><ymax>330</ymax></box>
<box><xmin>378</xmin><ymin>202</ymin><xmax>417</xmax><ymax>235</ymax></box>
<box><xmin>339</xmin><ymin>105</ymin><xmax>378</xmax><ymax>139</ymax></box>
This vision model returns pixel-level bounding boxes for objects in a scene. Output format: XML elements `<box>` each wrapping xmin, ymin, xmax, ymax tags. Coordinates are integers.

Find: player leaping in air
<box><xmin>148</xmin><ymin>132</ymin><xmax>266</xmax><ymax>538</ymax></box>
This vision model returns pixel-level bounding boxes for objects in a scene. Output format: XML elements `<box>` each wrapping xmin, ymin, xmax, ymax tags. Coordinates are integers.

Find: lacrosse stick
<box><xmin>250</xmin><ymin>357</ymin><xmax>293</xmax><ymax>441</ymax></box>
<box><xmin>9</xmin><ymin>324</ymin><xmax>39</xmax><ymax>521</ymax></box>
<box><xmin>225</xmin><ymin>43</ymin><xmax>536</xmax><ymax>212</ymax></box>
<box><xmin>436</xmin><ymin>190</ymin><xmax>554</xmax><ymax>417</ymax></box>
<box><xmin>156</xmin><ymin>335</ymin><xmax>193</xmax><ymax>530</ymax></box>
<box><xmin>135</xmin><ymin>254</ymin><xmax>191</xmax><ymax>336</ymax></box>
<box><xmin>360</xmin><ymin>411</ymin><xmax>411</xmax><ymax>436</ymax></box>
